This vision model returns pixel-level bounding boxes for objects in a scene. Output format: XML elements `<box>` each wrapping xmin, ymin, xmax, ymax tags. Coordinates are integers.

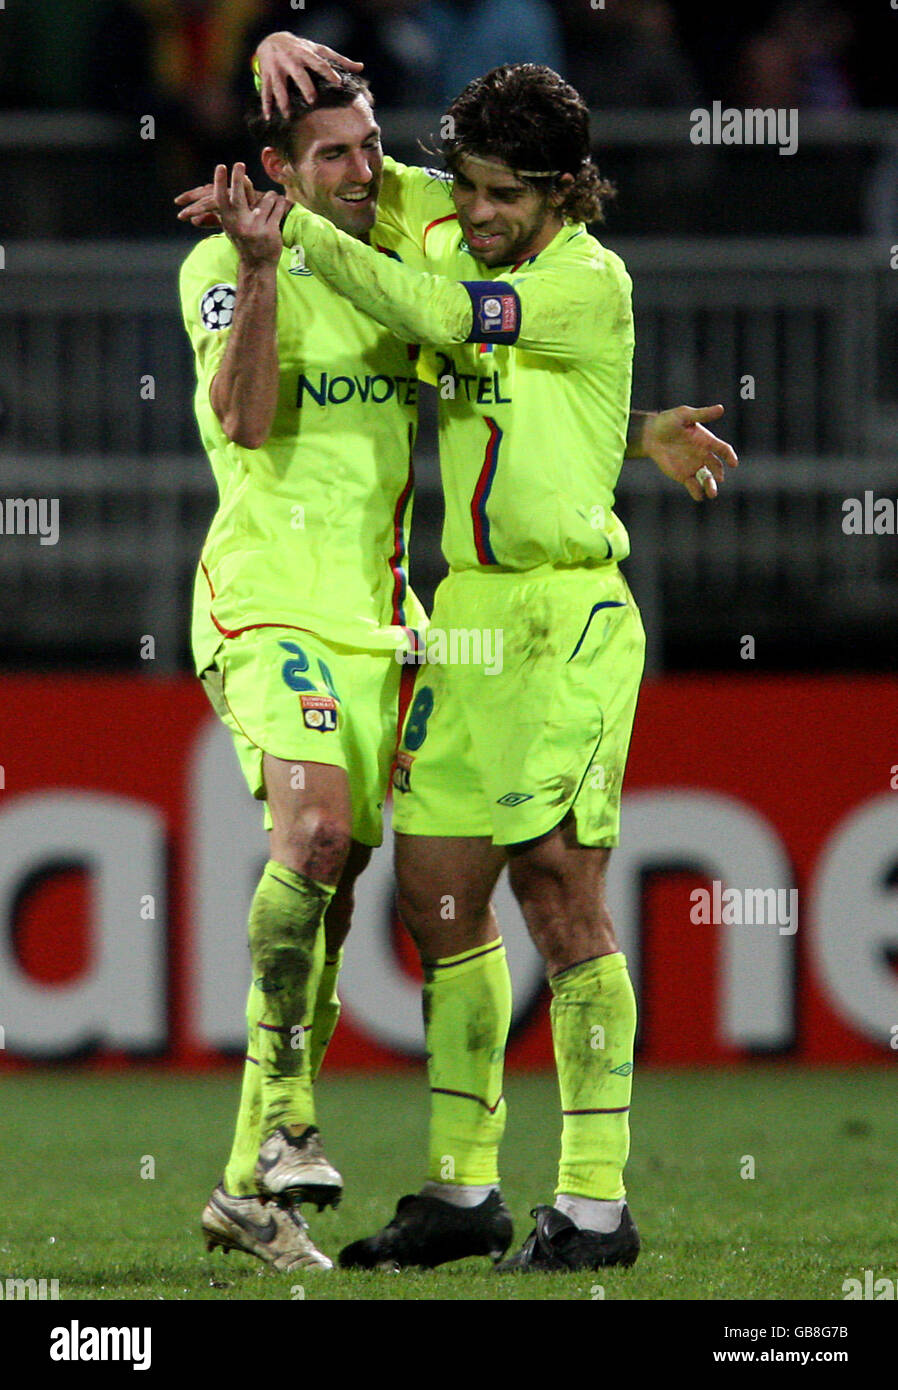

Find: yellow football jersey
<box><xmin>180</xmin><ymin>211</ymin><xmax>427</xmax><ymax>674</ymax></box>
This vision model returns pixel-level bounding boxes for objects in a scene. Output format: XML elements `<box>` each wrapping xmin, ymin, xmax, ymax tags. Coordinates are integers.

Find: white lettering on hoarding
<box><xmin>1</xmin><ymin>721</ymin><xmax>896</xmax><ymax>1055</ymax></box>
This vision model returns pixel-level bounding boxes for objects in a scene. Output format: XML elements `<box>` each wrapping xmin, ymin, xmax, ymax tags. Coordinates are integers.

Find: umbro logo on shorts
<box><xmin>496</xmin><ymin>792</ymin><xmax>533</xmax><ymax>806</ymax></box>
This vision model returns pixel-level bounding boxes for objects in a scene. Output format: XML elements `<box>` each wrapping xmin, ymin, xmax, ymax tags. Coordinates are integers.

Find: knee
<box><xmin>273</xmin><ymin>810</ymin><xmax>352</xmax><ymax>884</ymax></box>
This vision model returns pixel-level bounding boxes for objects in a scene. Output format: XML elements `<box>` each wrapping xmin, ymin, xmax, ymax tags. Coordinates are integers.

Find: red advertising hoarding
<box><xmin>1</xmin><ymin>675</ymin><xmax>895</xmax><ymax>1067</ymax></box>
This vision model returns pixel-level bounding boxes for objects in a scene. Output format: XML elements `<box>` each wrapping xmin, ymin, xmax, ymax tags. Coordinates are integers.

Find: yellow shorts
<box><xmin>391</xmin><ymin>564</ymin><xmax>645</xmax><ymax>847</ymax></box>
<box><xmin>201</xmin><ymin>626</ymin><xmax>403</xmax><ymax>845</ymax></box>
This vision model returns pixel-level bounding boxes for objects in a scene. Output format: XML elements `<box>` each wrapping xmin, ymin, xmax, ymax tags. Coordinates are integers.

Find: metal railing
<box><xmin>1</xmin><ymin>237</ymin><xmax>895</xmax><ymax>670</ymax></box>
<box><xmin>1</xmin><ymin>238</ymin><xmax>893</xmax><ymax>460</ymax></box>
<box><xmin>1</xmin><ymin>452</ymin><xmax>894</xmax><ymax>674</ymax></box>
<box><xmin>4</xmin><ymin>109</ymin><xmax>897</xmax><ymax>240</ymax></box>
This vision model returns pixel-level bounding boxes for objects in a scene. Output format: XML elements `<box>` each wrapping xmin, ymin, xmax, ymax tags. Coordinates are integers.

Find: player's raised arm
<box><xmin>281</xmin><ymin>202</ymin><xmax>615</xmax><ymax>355</ymax></box>
<box><xmin>207</xmin><ymin>164</ymin><xmax>289</xmax><ymax>449</ymax></box>
<box><xmin>281</xmin><ymin>202</ymin><xmax>470</xmax><ymax>343</ymax></box>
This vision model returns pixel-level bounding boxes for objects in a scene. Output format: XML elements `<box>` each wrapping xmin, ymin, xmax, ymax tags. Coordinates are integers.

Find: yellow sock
<box><xmin>223</xmin><ymin>983</ymin><xmax>263</xmax><ymax>1196</ymax></box>
<box><xmin>308</xmin><ymin>948</ymin><xmax>343</xmax><ymax>1082</ymax></box>
<box><xmin>551</xmin><ymin>952</ymin><xmax>636</xmax><ymax>1201</ymax></box>
<box><xmin>248</xmin><ymin>860</ymin><xmax>334</xmax><ymax>1141</ymax></box>
<box><xmin>425</xmin><ymin>939</ymin><xmax>512</xmax><ymax>1187</ymax></box>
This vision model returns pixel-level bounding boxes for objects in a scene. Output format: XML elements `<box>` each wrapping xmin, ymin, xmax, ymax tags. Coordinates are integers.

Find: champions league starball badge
<box><xmin>200</xmin><ymin>284</ymin><xmax>237</xmax><ymax>330</ymax></box>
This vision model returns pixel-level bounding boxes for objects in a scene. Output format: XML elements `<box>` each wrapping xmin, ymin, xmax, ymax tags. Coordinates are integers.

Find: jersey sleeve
<box><xmin>506</xmin><ymin>249</ymin><xmax>634</xmax><ymax>362</ymax></box>
<box><xmin>178</xmin><ymin>234</ymin><xmax>240</xmax><ymax>393</ymax></box>
<box><xmin>281</xmin><ymin>203</ymin><xmax>630</xmax><ymax>362</ymax></box>
<box><xmin>282</xmin><ymin>201</ymin><xmax>472</xmax><ymax>346</ymax></box>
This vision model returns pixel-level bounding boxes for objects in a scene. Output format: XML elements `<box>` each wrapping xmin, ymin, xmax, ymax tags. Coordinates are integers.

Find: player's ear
<box><xmin>549</xmin><ymin>173</ymin><xmax>574</xmax><ymax>209</ymax></box>
<box><xmin>261</xmin><ymin>145</ymin><xmax>291</xmax><ymax>189</ymax></box>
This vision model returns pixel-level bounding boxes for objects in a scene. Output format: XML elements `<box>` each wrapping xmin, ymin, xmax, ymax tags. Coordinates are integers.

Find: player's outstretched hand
<box><xmin>175</xmin><ymin>169</ymin><xmax>262</xmax><ymax>228</ymax></box>
<box><xmin>643</xmin><ymin>404</ymin><xmax>739</xmax><ymax>501</ymax></box>
<box><xmin>255</xmin><ymin>31</ymin><xmax>364</xmax><ymax>119</ymax></box>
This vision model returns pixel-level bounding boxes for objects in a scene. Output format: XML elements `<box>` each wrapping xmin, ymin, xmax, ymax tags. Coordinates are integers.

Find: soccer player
<box><xmin>246</xmin><ymin>52</ymin><xmax>738</xmax><ymax>1273</ymax></box>
<box><xmin>178</xmin><ymin>59</ymin><xmax>431</xmax><ymax>1273</ymax></box>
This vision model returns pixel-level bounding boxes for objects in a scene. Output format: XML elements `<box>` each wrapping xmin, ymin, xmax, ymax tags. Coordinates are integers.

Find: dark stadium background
<box><xmin>1</xmin><ymin>1</ymin><xmax>896</xmax><ymax>1108</ymax></box>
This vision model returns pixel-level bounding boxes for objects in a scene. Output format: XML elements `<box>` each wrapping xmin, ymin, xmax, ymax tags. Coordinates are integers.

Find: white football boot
<box><xmin>202</xmin><ymin>1183</ymin><xmax>333</xmax><ymax>1271</ymax></box>
<box><xmin>254</xmin><ymin>1124</ymin><xmax>343</xmax><ymax>1209</ymax></box>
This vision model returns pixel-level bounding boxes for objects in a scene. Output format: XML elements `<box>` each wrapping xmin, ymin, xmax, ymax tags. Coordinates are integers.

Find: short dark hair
<box><xmin>246</xmin><ymin>67</ymin><xmax>374</xmax><ymax>159</ymax></box>
<box><xmin>439</xmin><ymin>64</ymin><xmax>615</xmax><ymax>224</ymax></box>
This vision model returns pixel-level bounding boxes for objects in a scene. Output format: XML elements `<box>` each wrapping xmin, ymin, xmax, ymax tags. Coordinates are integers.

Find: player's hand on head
<box><xmin>255</xmin><ymin>31</ymin><xmax>364</xmax><ymax>119</ymax></box>
<box><xmin>208</xmin><ymin>164</ymin><xmax>289</xmax><ymax>265</ymax></box>
<box><xmin>643</xmin><ymin>404</ymin><xmax>738</xmax><ymax>502</ymax></box>
<box><xmin>175</xmin><ymin>171</ymin><xmax>261</xmax><ymax>228</ymax></box>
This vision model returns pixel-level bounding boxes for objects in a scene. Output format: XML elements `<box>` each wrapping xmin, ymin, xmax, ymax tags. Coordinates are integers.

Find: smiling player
<box><xmin>179</xmin><ymin>62</ymin><xmax>429</xmax><ymax>1273</ymax></box>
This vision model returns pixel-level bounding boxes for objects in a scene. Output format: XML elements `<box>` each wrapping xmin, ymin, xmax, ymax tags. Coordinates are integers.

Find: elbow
<box><xmin>210</xmin><ymin>381</ymin><xmax>271</xmax><ymax>449</ymax></box>
<box><xmin>223</xmin><ymin>418</ymin><xmax>269</xmax><ymax>450</ymax></box>
<box><xmin>217</xmin><ymin>406</ymin><xmax>270</xmax><ymax>450</ymax></box>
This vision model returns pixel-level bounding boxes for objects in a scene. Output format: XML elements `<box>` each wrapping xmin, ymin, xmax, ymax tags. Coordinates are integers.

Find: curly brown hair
<box><xmin>439</xmin><ymin>64</ymin><xmax>615</xmax><ymax>224</ymax></box>
<box><xmin>246</xmin><ymin>68</ymin><xmax>374</xmax><ymax>160</ymax></box>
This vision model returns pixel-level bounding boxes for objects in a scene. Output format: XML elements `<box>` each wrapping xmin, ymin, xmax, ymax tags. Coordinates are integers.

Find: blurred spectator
<box><xmin>250</xmin><ymin>0</ymin><xmax>440</xmax><ymax>109</ymax></box>
<box><xmin>92</xmin><ymin>0</ymin><xmax>260</xmax><ymax>132</ymax></box>
<box><xmin>245</xmin><ymin>0</ymin><xmax>562</xmax><ymax>110</ymax></box>
<box><xmin>557</xmin><ymin>0</ymin><xmax>701</xmax><ymax>110</ymax></box>
<box><xmin>735</xmin><ymin>0</ymin><xmax>856</xmax><ymax>110</ymax></box>
<box><xmin>553</xmin><ymin>0</ymin><xmax>705</xmax><ymax>235</ymax></box>
<box><xmin>418</xmin><ymin>0</ymin><xmax>565</xmax><ymax>107</ymax></box>
<box><xmin>89</xmin><ymin>1</ymin><xmax>264</xmax><ymax>218</ymax></box>
<box><xmin>733</xmin><ymin>30</ymin><xmax>797</xmax><ymax>110</ymax></box>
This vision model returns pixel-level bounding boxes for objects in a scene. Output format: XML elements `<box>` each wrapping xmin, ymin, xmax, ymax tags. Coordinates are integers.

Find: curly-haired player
<box><xmin>255</xmin><ymin>54</ymin><xmax>735</xmax><ymax>1273</ymax></box>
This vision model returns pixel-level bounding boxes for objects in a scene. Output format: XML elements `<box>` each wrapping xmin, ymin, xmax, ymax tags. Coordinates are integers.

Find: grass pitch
<box><xmin>1</xmin><ymin>1067</ymin><xmax>895</xmax><ymax>1301</ymax></box>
